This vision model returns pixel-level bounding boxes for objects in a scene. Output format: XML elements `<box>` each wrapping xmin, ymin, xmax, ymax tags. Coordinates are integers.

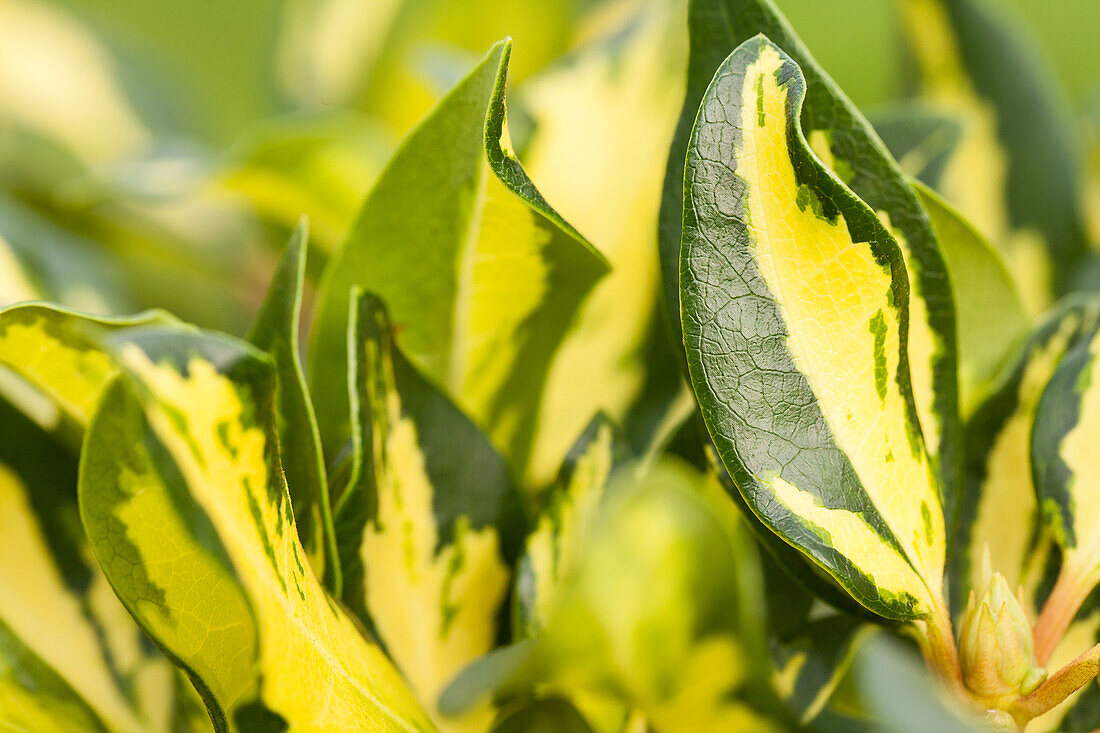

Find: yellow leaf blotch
<box><xmin>362</xmin><ymin>389</ymin><xmax>509</xmax><ymax>733</ymax></box>
<box><xmin>738</xmin><ymin>45</ymin><xmax>945</xmax><ymax>601</ymax></box>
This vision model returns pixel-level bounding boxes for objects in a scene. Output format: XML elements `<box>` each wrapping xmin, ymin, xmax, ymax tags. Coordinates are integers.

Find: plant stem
<box><xmin>916</xmin><ymin>596</ymin><xmax>966</xmax><ymax>699</ymax></box>
<box><xmin>1033</xmin><ymin>561</ymin><xmax>1099</xmax><ymax>665</ymax></box>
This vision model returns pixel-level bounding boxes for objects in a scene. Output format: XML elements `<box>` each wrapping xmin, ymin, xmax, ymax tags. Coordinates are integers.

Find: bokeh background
<box><xmin>1</xmin><ymin>0</ymin><xmax>1094</xmax><ymax>330</ymax></box>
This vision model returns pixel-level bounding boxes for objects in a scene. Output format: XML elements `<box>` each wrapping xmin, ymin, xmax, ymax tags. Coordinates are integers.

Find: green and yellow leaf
<box><xmin>659</xmin><ymin>0</ymin><xmax>960</xmax><ymax>527</ymax></box>
<box><xmin>444</xmin><ymin>460</ymin><xmax>784</xmax><ymax>733</ymax></box>
<box><xmin>513</xmin><ymin>414</ymin><xmax>629</xmax><ymax>639</ymax></box>
<box><xmin>771</xmin><ymin>615</ymin><xmax>876</xmax><ymax>725</ymax></box>
<box><xmin>518</xmin><ymin>0</ymin><xmax>687</xmax><ymax>484</ymax></box>
<box><xmin>248</xmin><ymin>221</ymin><xmax>340</xmax><ymax>593</ymax></box>
<box><xmin>1030</xmin><ymin>313</ymin><xmax>1100</xmax><ymax>662</ymax></box>
<box><xmin>680</xmin><ymin>36</ymin><xmax>946</xmax><ymax>622</ymax></box>
<box><xmin>79</xmin><ymin>327</ymin><xmax>434</xmax><ymax>732</ymax></box>
<box><xmin>309</xmin><ymin>39</ymin><xmax>608</xmax><ymax>479</ymax></box>
<box><xmin>334</xmin><ymin>292</ymin><xmax>522</xmax><ymax>732</ymax></box>
<box><xmin>898</xmin><ymin>0</ymin><xmax>1090</xmax><ymax>312</ymax></box>
<box><xmin>957</xmin><ymin>300</ymin><xmax>1100</xmax><ymax>618</ymax></box>
<box><xmin>0</xmin><ymin>303</ymin><xmax>175</xmax><ymax>438</ymax></box>
<box><xmin>0</xmin><ymin>398</ymin><xmax>172</xmax><ymax>733</ymax></box>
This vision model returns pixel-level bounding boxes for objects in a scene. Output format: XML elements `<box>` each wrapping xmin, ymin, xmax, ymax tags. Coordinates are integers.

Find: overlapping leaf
<box><xmin>78</xmin><ymin>326</ymin><xmax>433</xmax><ymax>731</ymax></box>
<box><xmin>309</xmin><ymin>39</ymin><xmax>608</xmax><ymax>478</ymax></box>
<box><xmin>333</xmin><ymin>292</ymin><xmax>523</xmax><ymax>731</ymax></box>
<box><xmin>914</xmin><ymin>183</ymin><xmax>1029</xmax><ymax>416</ymax></box>
<box><xmin>517</xmin><ymin>0</ymin><xmax>688</xmax><ymax>484</ymax></box>
<box><xmin>660</xmin><ymin>0</ymin><xmax>960</xmax><ymax>523</ymax></box>
<box><xmin>247</xmin><ymin>221</ymin><xmax>340</xmax><ymax>593</ymax></box>
<box><xmin>898</xmin><ymin>0</ymin><xmax>1090</xmax><ymax>309</ymax></box>
<box><xmin>443</xmin><ymin>460</ymin><xmax>786</xmax><ymax>733</ymax></box>
<box><xmin>681</xmin><ymin>36</ymin><xmax>947</xmax><ymax>625</ymax></box>
<box><xmin>0</xmin><ymin>397</ymin><xmax>172</xmax><ymax>733</ymax></box>
<box><xmin>957</xmin><ymin>300</ymin><xmax>1100</xmax><ymax>619</ymax></box>
<box><xmin>513</xmin><ymin>414</ymin><xmax>630</xmax><ymax>639</ymax></box>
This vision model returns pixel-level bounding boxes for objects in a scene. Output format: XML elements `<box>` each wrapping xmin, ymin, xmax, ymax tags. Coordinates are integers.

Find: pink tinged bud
<box><xmin>959</xmin><ymin>572</ymin><xmax>1047</xmax><ymax>699</ymax></box>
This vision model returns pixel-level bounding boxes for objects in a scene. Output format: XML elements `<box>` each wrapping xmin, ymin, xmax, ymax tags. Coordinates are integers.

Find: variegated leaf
<box><xmin>898</xmin><ymin>0</ymin><xmax>1090</xmax><ymax>312</ymax></box>
<box><xmin>309</xmin><ymin>39</ymin><xmax>608</xmax><ymax>477</ymax></box>
<box><xmin>0</xmin><ymin>303</ymin><xmax>175</xmax><ymax>440</ymax></box>
<box><xmin>660</xmin><ymin>0</ymin><xmax>960</xmax><ymax>523</ymax></box>
<box><xmin>681</xmin><ymin>36</ymin><xmax>947</xmax><ymax>625</ymax></box>
<box><xmin>513</xmin><ymin>414</ymin><xmax>630</xmax><ymax>639</ymax></box>
<box><xmin>772</xmin><ymin>615</ymin><xmax>876</xmax><ymax>725</ymax></box>
<box><xmin>518</xmin><ymin>0</ymin><xmax>688</xmax><ymax>484</ymax></box>
<box><xmin>0</xmin><ymin>397</ymin><xmax>173</xmax><ymax>733</ymax></box>
<box><xmin>1030</xmin><ymin>311</ymin><xmax>1100</xmax><ymax>665</ymax></box>
<box><xmin>443</xmin><ymin>460</ymin><xmax>785</xmax><ymax>733</ymax></box>
<box><xmin>248</xmin><ymin>220</ymin><xmax>340</xmax><ymax>593</ymax></box>
<box><xmin>333</xmin><ymin>292</ymin><xmax>522</xmax><ymax>732</ymax></box>
<box><xmin>79</xmin><ymin>327</ymin><xmax>434</xmax><ymax>732</ymax></box>
<box><xmin>957</xmin><ymin>300</ymin><xmax>1100</xmax><ymax>621</ymax></box>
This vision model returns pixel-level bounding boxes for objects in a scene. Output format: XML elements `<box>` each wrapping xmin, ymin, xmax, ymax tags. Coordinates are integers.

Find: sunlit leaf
<box><xmin>659</xmin><ymin>0</ymin><xmax>960</xmax><ymax>532</ymax></box>
<box><xmin>898</xmin><ymin>0</ymin><xmax>1090</xmax><ymax>311</ymax></box>
<box><xmin>518</xmin><ymin>0</ymin><xmax>688</xmax><ymax>484</ymax></box>
<box><xmin>681</xmin><ymin>36</ymin><xmax>947</xmax><ymax>625</ymax></box>
<box><xmin>247</xmin><ymin>221</ymin><xmax>340</xmax><ymax>593</ymax></box>
<box><xmin>310</xmin><ymin>39</ymin><xmax>608</xmax><ymax>478</ymax></box>
<box><xmin>333</xmin><ymin>292</ymin><xmax>522</xmax><ymax>731</ymax></box>
<box><xmin>0</xmin><ymin>397</ymin><xmax>172</xmax><ymax>733</ymax></box>
<box><xmin>78</xmin><ymin>326</ymin><xmax>434</xmax><ymax>731</ymax></box>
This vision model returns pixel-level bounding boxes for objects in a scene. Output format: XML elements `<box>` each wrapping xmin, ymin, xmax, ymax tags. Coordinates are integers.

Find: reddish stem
<box><xmin>1033</xmin><ymin>561</ymin><xmax>1099</xmax><ymax>666</ymax></box>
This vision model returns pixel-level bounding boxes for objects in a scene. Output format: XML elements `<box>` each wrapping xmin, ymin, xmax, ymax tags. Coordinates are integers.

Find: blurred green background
<box><xmin>0</xmin><ymin>0</ymin><xmax>1095</xmax><ymax>339</ymax></box>
<box><xmin>40</xmin><ymin>0</ymin><xmax>1100</xmax><ymax>143</ymax></box>
<box><xmin>36</xmin><ymin>0</ymin><xmax>1100</xmax><ymax>146</ymax></box>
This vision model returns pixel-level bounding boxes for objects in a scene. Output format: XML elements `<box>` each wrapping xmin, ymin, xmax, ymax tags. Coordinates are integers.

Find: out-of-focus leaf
<box><xmin>659</xmin><ymin>0</ymin><xmax>960</xmax><ymax>526</ymax></box>
<box><xmin>310</xmin><ymin>40</ymin><xmax>608</xmax><ymax>478</ymax></box>
<box><xmin>288</xmin><ymin>0</ymin><xmax>583</xmax><ymax>139</ymax></box>
<box><xmin>0</xmin><ymin>0</ymin><xmax>149</xmax><ymax>164</ymax></box>
<box><xmin>914</xmin><ymin>181</ymin><xmax>1030</xmax><ymax>416</ymax></box>
<box><xmin>0</xmin><ymin>396</ymin><xmax>173</xmax><ymax>733</ymax></box>
<box><xmin>333</xmin><ymin>291</ymin><xmax>522</xmax><ymax>731</ymax></box>
<box><xmin>489</xmin><ymin>697</ymin><xmax>594</xmax><ymax>733</ymax></box>
<box><xmin>221</xmin><ymin>112</ymin><xmax>392</xmax><ymax>254</ymax></box>
<box><xmin>681</xmin><ymin>37</ymin><xmax>948</xmax><ymax>624</ymax></box>
<box><xmin>898</xmin><ymin>0</ymin><xmax>1089</xmax><ymax>309</ymax></box>
<box><xmin>872</xmin><ymin>105</ymin><xmax>966</xmax><ymax>193</ymax></box>
<box><xmin>853</xmin><ymin>636</ymin><xmax>981</xmax><ymax>733</ymax></box>
<box><xmin>53</xmin><ymin>0</ymin><xmax>284</xmax><ymax>145</ymax></box>
<box><xmin>0</xmin><ymin>303</ymin><xmax>175</xmax><ymax>440</ymax></box>
<box><xmin>1031</xmin><ymin>318</ymin><xmax>1100</xmax><ymax>652</ymax></box>
<box><xmin>518</xmin><ymin>0</ymin><xmax>688</xmax><ymax>485</ymax></box>
<box><xmin>0</xmin><ymin>232</ymin><xmax>41</xmax><ymax>306</ymax></box>
<box><xmin>0</xmin><ymin>193</ymin><xmax>131</xmax><ymax>315</ymax></box>
<box><xmin>247</xmin><ymin>221</ymin><xmax>339</xmax><ymax>594</ymax></box>
<box><xmin>773</xmin><ymin>615</ymin><xmax>877</xmax><ymax>725</ymax></box>
<box><xmin>78</xmin><ymin>326</ymin><xmax>434</xmax><ymax>731</ymax></box>
<box><xmin>444</xmin><ymin>459</ymin><xmax>788</xmax><ymax>733</ymax></box>
<box><xmin>513</xmin><ymin>414</ymin><xmax>630</xmax><ymax>639</ymax></box>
